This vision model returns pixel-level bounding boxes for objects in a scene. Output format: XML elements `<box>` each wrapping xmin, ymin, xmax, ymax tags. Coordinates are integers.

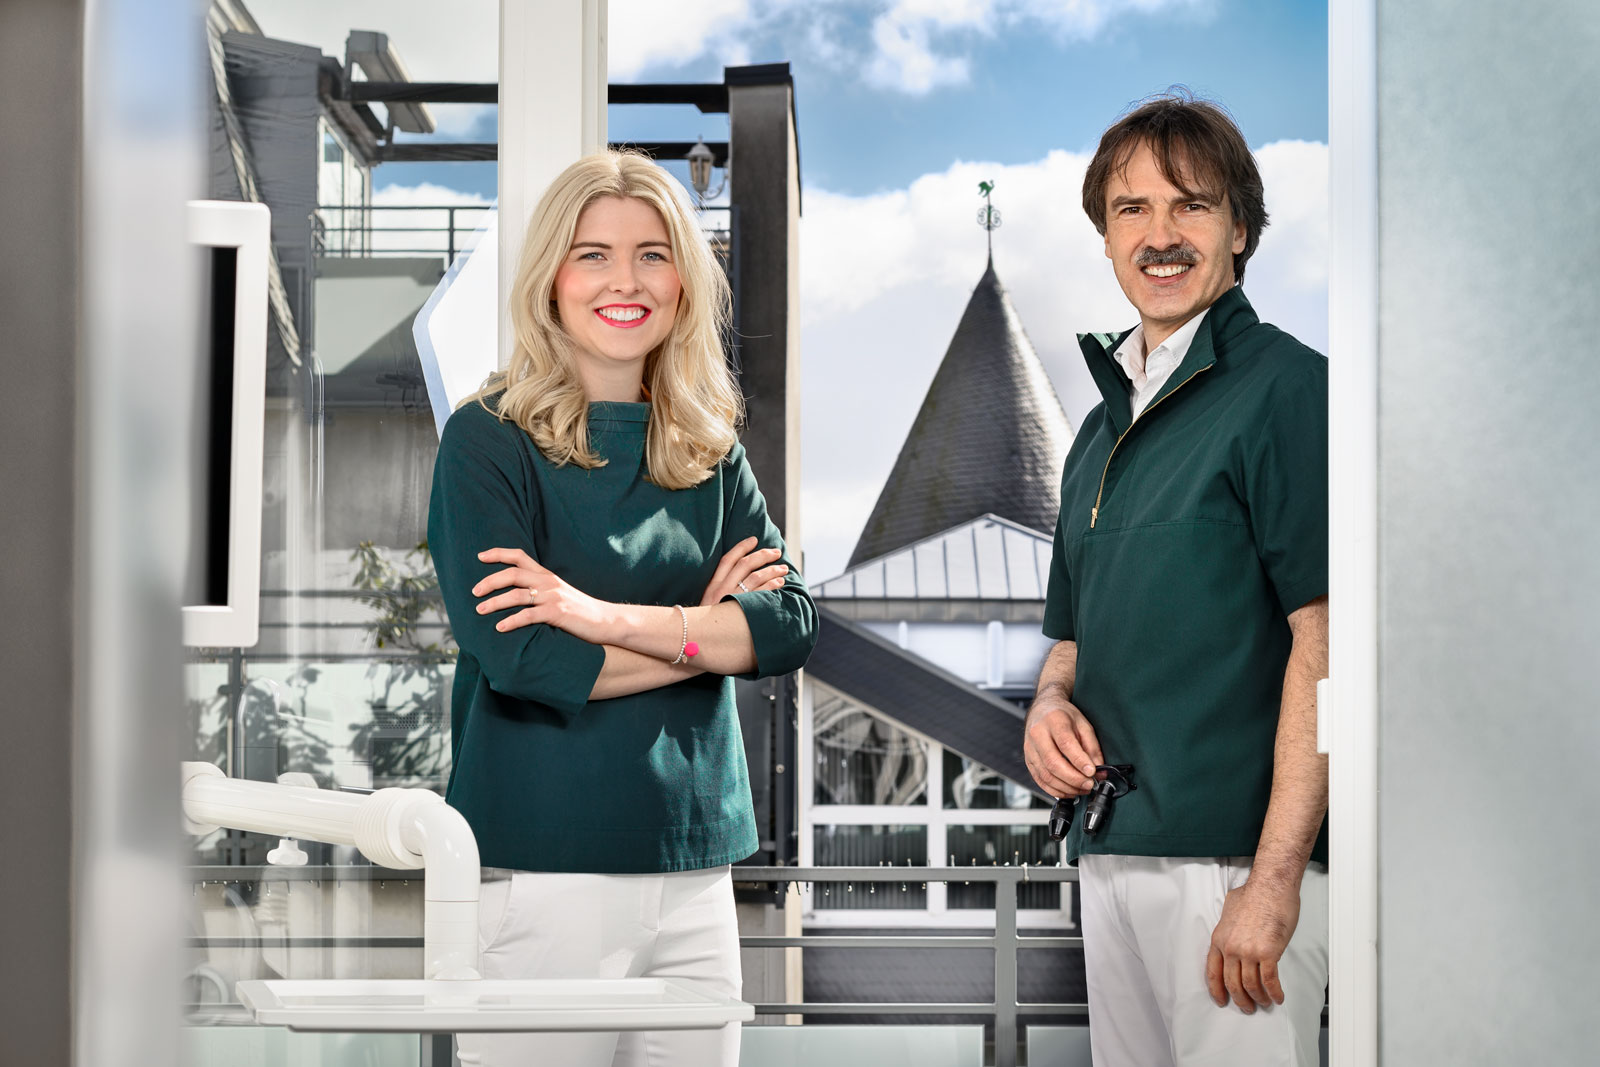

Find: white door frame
<box><xmin>498</xmin><ymin>0</ymin><xmax>608</xmax><ymax>366</ymax></box>
<box><xmin>1326</xmin><ymin>0</ymin><xmax>1379</xmax><ymax>1063</ymax></box>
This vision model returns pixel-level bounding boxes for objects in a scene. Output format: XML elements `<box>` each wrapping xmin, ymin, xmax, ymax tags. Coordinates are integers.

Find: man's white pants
<box><xmin>456</xmin><ymin>865</ymin><xmax>742</xmax><ymax>1067</ymax></box>
<box><xmin>1079</xmin><ymin>854</ymin><xmax>1328</xmax><ymax>1067</ymax></box>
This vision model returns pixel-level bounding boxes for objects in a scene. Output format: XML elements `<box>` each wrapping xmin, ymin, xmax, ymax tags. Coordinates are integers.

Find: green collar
<box><xmin>1078</xmin><ymin>286</ymin><xmax>1260</xmax><ymax>435</ymax></box>
<box><xmin>588</xmin><ymin>399</ymin><xmax>651</xmax><ymax>425</ymax></box>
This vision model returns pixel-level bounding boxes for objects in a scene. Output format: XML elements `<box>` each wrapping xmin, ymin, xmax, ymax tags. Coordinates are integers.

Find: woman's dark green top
<box><xmin>427</xmin><ymin>395</ymin><xmax>817</xmax><ymax>873</ymax></box>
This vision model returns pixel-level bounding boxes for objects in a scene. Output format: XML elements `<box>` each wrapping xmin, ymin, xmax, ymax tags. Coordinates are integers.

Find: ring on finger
<box><xmin>527</xmin><ymin>587</ymin><xmax>537</xmax><ymax>603</ymax></box>
<box><xmin>737</xmin><ymin>581</ymin><xmax>749</xmax><ymax>592</ymax></box>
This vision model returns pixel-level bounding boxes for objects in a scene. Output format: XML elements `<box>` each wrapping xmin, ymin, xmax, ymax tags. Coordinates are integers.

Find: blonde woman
<box><xmin>428</xmin><ymin>151</ymin><xmax>817</xmax><ymax>1067</ymax></box>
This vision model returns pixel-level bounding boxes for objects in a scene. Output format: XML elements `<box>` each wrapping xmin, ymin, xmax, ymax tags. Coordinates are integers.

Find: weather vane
<box><xmin>977</xmin><ymin>180</ymin><xmax>1001</xmax><ymax>259</ymax></box>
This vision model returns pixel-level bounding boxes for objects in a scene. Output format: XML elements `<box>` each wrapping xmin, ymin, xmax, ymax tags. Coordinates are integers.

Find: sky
<box><xmin>251</xmin><ymin>0</ymin><xmax>1329</xmax><ymax>582</ymax></box>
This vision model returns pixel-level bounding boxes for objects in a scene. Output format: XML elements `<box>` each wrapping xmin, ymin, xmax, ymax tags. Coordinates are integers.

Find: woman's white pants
<box><xmin>455</xmin><ymin>865</ymin><xmax>742</xmax><ymax>1067</ymax></box>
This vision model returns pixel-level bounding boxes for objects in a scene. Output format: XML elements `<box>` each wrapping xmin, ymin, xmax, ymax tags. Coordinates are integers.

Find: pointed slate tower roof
<box><xmin>848</xmin><ymin>259</ymin><xmax>1074</xmax><ymax>569</ymax></box>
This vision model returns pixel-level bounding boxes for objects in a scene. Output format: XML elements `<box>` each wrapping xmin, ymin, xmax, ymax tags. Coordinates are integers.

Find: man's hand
<box><xmin>1023</xmin><ymin>693</ymin><xmax>1104</xmax><ymax>799</ymax></box>
<box><xmin>1205</xmin><ymin>876</ymin><xmax>1302</xmax><ymax>1013</ymax></box>
<box><xmin>1204</xmin><ymin>594</ymin><xmax>1327</xmax><ymax>1013</ymax></box>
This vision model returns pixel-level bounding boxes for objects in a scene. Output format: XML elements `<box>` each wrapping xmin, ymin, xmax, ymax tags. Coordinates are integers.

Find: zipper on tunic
<box><xmin>1089</xmin><ymin>363</ymin><xmax>1214</xmax><ymax>529</ymax></box>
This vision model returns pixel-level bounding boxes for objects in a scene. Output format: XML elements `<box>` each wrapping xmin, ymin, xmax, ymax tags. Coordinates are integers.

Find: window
<box><xmin>813</xmin><ymin>689</ymin><xmax>928</xmax><ymax>806</ymax></box>
<box><xmin>943</xmin><ymin>749</ymin><xmax>1049</xmax><ymax>810</ymax></box>
<box><xmin>812</xmin><ymin>825</ymin><xmax>928</xmax><ymax>910</ymax></box>
<box><xmin>803</xmin><ymin>682</ymin><xmax>1070</xmax><ymax>925</ymax></box>
<box><xmin>946</xmin><ymin>824</ymin><xmax>1060</xmax><ymax>909</ymax></box>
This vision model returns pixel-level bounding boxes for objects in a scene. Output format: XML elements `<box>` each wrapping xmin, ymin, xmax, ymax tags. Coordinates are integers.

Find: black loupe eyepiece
<box><xmin>1047</xmin><ymin>764</ymin><xmax>1136</xmax><ymax>840</ymax></box>
<box><xmin>1048</xmin><ymin>797</ymin><xmax>1072</xmax><ymax>839</ymax></box>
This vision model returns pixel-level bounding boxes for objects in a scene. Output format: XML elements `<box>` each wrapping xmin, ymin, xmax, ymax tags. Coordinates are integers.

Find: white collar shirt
<box><xmin>1113</xmin><ymin>308</ymin><xmax>1210</xmax><ymax>422</ymax></box>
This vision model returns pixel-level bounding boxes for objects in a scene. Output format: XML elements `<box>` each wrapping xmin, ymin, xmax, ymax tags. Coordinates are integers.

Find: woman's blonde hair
<box><xmin>467</xmin><ymin>150</ymin><xmax>741</xmax><ymax>489</ymax></box>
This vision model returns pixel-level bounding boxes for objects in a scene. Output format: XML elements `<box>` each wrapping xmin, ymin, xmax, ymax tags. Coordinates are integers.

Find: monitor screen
<box><xmin>183</xmin><ymin>200</ymin><xmax>269</xmax><ymax>648</ymax></box>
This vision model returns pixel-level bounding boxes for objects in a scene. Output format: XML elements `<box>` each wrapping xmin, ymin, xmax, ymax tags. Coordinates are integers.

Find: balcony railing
<box><xmin>313</xmin><ymin>203</ymin><xmax>493</xmax><ymax>262</ymax></box>
<box><xmin>312</xmin><ymin>203</ymin><xmax>736</xmax><ymax>268</ymax></box>
<box><xmin>185</xmin><ymin>862</ymin><xmax>1082</xmax><ymax>1067</ymax></box>
<box><xmin>738</xmin><ymin>865</ymin><xmax>1080</xmax><ymax>1067</ymax></box>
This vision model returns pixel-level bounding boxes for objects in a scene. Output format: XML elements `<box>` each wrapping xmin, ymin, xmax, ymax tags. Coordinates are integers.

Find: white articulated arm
<box><xmin>181</xmin><ymin>763</ymin><xmax>481</xmax><ymax>979</ymax></box>
<box><xmin>358</xmin><ymin>787</ymin><xmax>483</xmax><ymax>980</ymax></box>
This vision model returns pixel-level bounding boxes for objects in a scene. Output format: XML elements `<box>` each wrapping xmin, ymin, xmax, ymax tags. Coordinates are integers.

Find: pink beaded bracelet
<box><xmin>671</xmin><ymin>605</ymin><xmax>699</xmax><ymax>664</ymax></box>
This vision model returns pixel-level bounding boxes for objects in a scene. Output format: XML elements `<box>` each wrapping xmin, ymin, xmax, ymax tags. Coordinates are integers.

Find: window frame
<box><xmin>800</xmin><ymin>679</ymin><xmax>1073</xmax><ymax>930</ymax></box>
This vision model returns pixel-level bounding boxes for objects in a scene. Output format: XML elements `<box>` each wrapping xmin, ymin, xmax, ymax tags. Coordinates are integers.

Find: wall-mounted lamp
<box><xmin>687</xmin><ymin>137</ymin><xmax>728</xmax><ymax>208</ymax></box>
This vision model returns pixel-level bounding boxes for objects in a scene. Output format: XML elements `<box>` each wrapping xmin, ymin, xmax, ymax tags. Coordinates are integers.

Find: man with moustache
<box><xmin>1023</xmin><ymin>93</ymin><xmax>1329</xmax><ymax>1066</ymax></box>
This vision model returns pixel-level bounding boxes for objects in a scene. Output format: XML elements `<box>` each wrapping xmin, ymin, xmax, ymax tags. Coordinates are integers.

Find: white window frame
<box><xmin>800</xmin><ymin>680</ymin><xmax>1074</xmax><ymax>930</ymax></box>
<box><xmin>315</xmin><ymin>118</ymin><xmax>355</xmax><ymax>253</ymax></box>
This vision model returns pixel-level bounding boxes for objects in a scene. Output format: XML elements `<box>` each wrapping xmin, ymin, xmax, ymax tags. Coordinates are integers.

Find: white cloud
<box><xmin>891</xmin><ymin>0</ymin><xmax>993</xmax><ymax>25</ymax></box>
<box><xmin>373</xmin><ymin>182</ymin><xmax>492</xmax><ymax>207</ymax></box>
<box><xmin>608</xmin><ymin>0</ymin><xmax>753</xmax><ymax>79</ymax></box>
<box><xmin>854</xmin><ymin>0</ymin><xmax>1211</xmax><ymax>94</ymax></box>
<box><xmin>1251</xmin><ymin>139</ymin><xmax>1329</xmax><ymax>292</ymax></box>
<box><xmin>863</xmin><ymin>9</ymin><xmax>972</xmax><ymax>93</ymax></box>
<box><xmin>1001</xmin><ymin>0</ymin><xmax>1213</xmax><ymax>42</ymax></box>
<box><xmin>799</xmin><ymin>141</ymin><xmax>1328</xmax><ymax>580</ymax></box>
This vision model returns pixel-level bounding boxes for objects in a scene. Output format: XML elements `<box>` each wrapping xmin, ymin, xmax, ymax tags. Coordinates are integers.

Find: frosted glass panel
<box><xmin>185</xmin><ymin>1027</ymin><xmax>419</xmax><ymax>1067</ymax></box>
<box><xmin>184</xmin><ymin>4</ymin><xmax>493</xmax><ymax>1058</ymax></box>
<box><xmin>740</xmin><ymin>1024</ymin><xmax>983</xmax><ymax>1067</ymax></box>
<box><xmin>1024</xmin><ymin>1025</ymin><xmax>1092</xmax><ymax>1067</ymax></box>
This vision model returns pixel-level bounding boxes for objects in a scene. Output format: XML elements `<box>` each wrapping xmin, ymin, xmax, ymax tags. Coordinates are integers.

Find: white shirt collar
<box><xmin>1111</xmin><ymin>308</ymin><xmax>1211</xmax><ymax>421</ymax></box>
<box><xmin>1113</xmin><ymin>307</ymin><xmax>1211</xmax><ymax>382</ymax></box>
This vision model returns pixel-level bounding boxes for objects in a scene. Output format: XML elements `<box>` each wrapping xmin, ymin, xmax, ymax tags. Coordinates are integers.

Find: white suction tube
<box><xmin>181</xmin><ymin>763</ymin><xmax>481</xmax><ymax>979</ymax></box>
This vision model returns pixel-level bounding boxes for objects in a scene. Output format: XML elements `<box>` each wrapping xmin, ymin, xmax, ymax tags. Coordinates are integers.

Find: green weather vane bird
<box><xmin>977</xmin><ymin>180</ymin><xmax>1001</xmax><ymax>259</ymax></box>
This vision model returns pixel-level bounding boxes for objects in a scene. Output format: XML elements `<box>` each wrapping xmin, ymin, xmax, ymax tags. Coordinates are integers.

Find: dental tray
<box><xmin>235</xmin><ymin>977</ymin><xmax>753</xmax><ymax>1033</ymax></box>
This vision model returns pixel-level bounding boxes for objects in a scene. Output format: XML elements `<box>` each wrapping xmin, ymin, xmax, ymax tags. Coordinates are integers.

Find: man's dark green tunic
<box><xmin>428</xmin><ymin>397</ymin><xmax>817</xmax><ymax>874</ymax></box>
<box><xmin>1043</xmin><ymin>287</ymin><xmax>1329</xmax><ymax>865</ymax></box>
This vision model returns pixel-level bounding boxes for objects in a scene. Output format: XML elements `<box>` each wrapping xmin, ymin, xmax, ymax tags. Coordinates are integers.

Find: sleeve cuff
<box><xmin>1041</xmin><ymin>607</ymin><xmax>1075</xmax><ymax>642</ymax></box>
<box><xmin>723</xmin><ymin>589</ymin><xmax>816</xmax><ymax>680</ymax></box>
<box><xmin>498</xmin><ymin>627</ymin><xmax>608</xmax><ymax>721</ymax></box>
<box><xmin>1273</xmin><ymin>573</ymin><xmax>1329</xmax><ymax>618</ymax></box>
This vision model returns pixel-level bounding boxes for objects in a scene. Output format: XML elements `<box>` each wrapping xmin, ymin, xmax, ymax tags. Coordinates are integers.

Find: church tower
<box><xmin>848</xmin><ymin>256</ymin><xmax>1074</xmax><ymax>568</ymax></box>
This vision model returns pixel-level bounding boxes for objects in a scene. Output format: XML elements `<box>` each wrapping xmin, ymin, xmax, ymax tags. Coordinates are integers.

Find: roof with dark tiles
<box><xmin>847</xmin><ymin>258</ymin><xmax>1074</xmax><ymax>569</ymax></box>
<box><xmin>807</xmin><ymin>605</ymin><xmax>1040</xmax><ymax>795</ymax></box>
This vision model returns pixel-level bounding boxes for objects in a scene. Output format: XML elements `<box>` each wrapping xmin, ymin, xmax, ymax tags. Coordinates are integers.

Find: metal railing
<box><xmin>738</xmin><ymin>865</ymin><xmax>1081</xmax><ymax>1067</ymax></box>
<box><xmin>312</xmin><ymin>203</ymin><xmax>737</xmax><ymax>269</ymax></box>
<box><xmin>699</xmin><ymin>204</ymin><xmax>732</xmax><ymax>251</ymax></box>
<box><xmin>186</xmin><ymin>862</ymin><xmax>1081</xmax><ymax>1067</ymax></box>
<box><xmin>314</xmin><ymin>203</ymin><xmax>493</xmax><ymax>262</ymax></box>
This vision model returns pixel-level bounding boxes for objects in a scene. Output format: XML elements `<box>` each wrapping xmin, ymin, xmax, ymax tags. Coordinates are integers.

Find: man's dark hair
<box><xmin>1082</xmin><ymin>89</ymin><xmax>1268</xmax><ymax>283</ymax></box>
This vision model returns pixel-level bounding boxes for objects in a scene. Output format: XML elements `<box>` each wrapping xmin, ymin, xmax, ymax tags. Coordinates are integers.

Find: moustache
<box><xmin>1135</xmin><ymin>246</ymin><xmax>1199</xmax><ymax>267</ymax></box>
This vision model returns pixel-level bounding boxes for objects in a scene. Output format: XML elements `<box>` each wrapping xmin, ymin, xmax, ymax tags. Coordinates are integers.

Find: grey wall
<box><xmin>1377</xmin><ymin>1</ymin><xmax>1600</xmax><ymax>1060</ymax></box>
<box><xmin>74</xmin><ymin>0</ymin><xmax>203</xmax><ymax>1062</ymax></box>
<box><xmin>322</xmin><ymin>409</ymin><xmax>438</xmax><ymax>549</ymax></box>
<box><xmin>0</xmin><ymin>1</ymin><xmax>81</xmax><ymax>1061</ymax></box>
<box><xmin>2</xmin><ymin>0</ymin><xmax>201</xmax><ymax>1062</ymax></box>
